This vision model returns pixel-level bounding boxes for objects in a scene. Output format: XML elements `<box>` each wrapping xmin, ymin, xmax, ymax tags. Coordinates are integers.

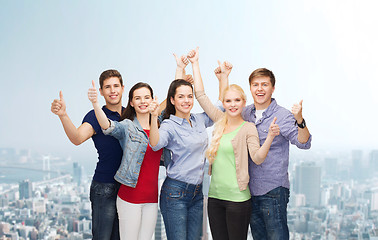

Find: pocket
<box><xmin>162</xmin><ymin>184</ymin><xmax>185</xmax><ymax>200</ymax></box>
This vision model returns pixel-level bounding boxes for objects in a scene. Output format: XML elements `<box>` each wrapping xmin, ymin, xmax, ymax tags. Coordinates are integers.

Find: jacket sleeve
<box><xmin>195</xmin><ymin>91</ymin><xmax>224</xmax><ymax>122</ymax></box>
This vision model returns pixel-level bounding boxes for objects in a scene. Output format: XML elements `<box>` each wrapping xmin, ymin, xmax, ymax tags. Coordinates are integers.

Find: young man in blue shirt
<box><xmin>217</xmin><ymin>64</ymin><xmax>311</xmax><ymax>240</ymax></box>
<box><xmin>51</xmin><ymin>69</ymin><xmax>125</xmax><ymax>240</ymax></box>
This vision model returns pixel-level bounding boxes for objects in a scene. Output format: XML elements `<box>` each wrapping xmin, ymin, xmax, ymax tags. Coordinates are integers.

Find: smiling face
<box><xmin>99</xmin><ymin>77</ymin><xmax>124</xmax><ymax>106</ymax></box>
<box><xmin>222</xmin><ymin>89</ymin><xmax>246</xmax><ymax>118</ymax></box>
<box><xmin>130</xmin><ymin>87</ymin><xmax>152</xmax><ymax>115</ymax></box>
<box><xmin>170</xmin><ymin>85</ymin><xmax>194</xmax><ymax>118</ymax></box>
<box><xmin>250</xmin><ymin>76</ymin><xmax>275</xmax><ymax>110</ymax></box>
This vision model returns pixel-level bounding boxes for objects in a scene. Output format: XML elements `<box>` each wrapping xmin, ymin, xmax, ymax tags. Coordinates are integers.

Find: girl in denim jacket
<box><xmin>88</xmin><ymin>81</ymin><xmax>164</xmax><ymax>240</ymax></box>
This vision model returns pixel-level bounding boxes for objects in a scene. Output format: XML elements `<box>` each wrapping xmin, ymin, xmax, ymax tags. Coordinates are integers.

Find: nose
<box><xmin>110</xmin><ymin>86</ymin><xmax>116</xmax><ymax>92</ymax></box>
<box><xmin>257</xmin><ymin>84</ymin><xmax>262</xmax><ymax>90</ymax></box>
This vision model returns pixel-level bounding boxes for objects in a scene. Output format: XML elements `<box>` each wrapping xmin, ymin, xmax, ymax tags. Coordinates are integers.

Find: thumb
<box><xmin>92</xmin><ymin>80</ymin><xmax>96</xmax><ymax>88</ymax></box>
<box><xmin>217</xmin><ymin>60</ymin><xmax>222</xmax><ymax>67</ymax></box>
<box><xmin>271</xmin><ymin>117</ymin><xmax>277</xmax><ymax>125</ymax></box>
<box><xmin>299</xmin><ymin>99</ymin><xmax>303</xmax><ymax>106</ymax></box>
<box><xmin>155</xmin><ymin>96</ymin><xmax>158</xmax><ymax>102</ymax></box>
<box><xmin>173</xmin><ymin>53</ymin><xmax>177</xmax><ymax>59</ymax></box>
<box><xmin>196</xmin><ymin>46</ymin><xmax>199</xmax><ymax>52</ymax></box>
<box><xmin>59</xmin><ymin>91</ymin><xmax>64</xmax><ymax>101</ymax></box>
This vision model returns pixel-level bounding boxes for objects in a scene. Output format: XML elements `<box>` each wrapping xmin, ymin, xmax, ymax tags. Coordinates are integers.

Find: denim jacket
<box><xmin>103</xmin><ymin>117</ymin><xmax>170</xmax><ymax>188</ymax></box>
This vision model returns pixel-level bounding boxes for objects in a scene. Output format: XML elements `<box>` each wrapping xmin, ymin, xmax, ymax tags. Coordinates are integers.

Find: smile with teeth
<box><xmin>109</xmin><ymin>95</ymin><xmax>118</xmax><ymax>99</ymax></box>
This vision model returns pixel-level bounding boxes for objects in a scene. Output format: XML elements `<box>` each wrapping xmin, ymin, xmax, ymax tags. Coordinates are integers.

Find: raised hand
<box><xmin>51</xmin><ymin>91</ymin><xmax>67</xmax><ymax>116</ymax></box>
<box><xmin>291</xmin><ymin>100</ymin><xmax>303</xmax><ymax>122</ymax></box>
<box><xmin>187</xmin><ymin>47</ymin><xmax>199</xmax><ymax>63</ymax></box>
<box><xmin>88</xmin><ymin>80</ymin><xmax>98</xmax><ymax>104</ymax></box>
<box><xmin>148</xmin><ymin>96</ymin><xmax>160</xmax><ymax>116</ymax></box>
<box><xmin>268</xmin><ymin>117</ymin><xmax>280</xmax><ymax>137</ymax></box>
<box><xmin>184</xmin><ymin>74</ymin><xmax>194</xmax><ymax>85</ymax></box>
<box><xmin>214</xmin><ymin>60</ymin><xmax>233</xmax><ymax>81</ymax></box>
<box><xmin>173</xmin><ymin>53</ymin><xmax>189</xmax><ymax>69</ymax></box>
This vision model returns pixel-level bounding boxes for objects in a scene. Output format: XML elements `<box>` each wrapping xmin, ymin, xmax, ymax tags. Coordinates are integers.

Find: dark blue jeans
<box><xmin>250</xmin><ymin>187</ymin><xmax>290</xmax><ymax>240</ymax></box>
<box><xmin>160</xmin><ymin>177</ymin><xmax>203</xmax><ymax>240</ymax></box>
<box><xmin>90</xmin><ymin>180</ymin><xmax>120</xmax><ymax>240</ymax></box>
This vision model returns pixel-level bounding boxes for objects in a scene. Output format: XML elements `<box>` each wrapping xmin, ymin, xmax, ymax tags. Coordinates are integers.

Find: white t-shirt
<box><xmin>255</xmin><ymin>109</ymin><xmax>266</xmax><ymax>123</ymax></box>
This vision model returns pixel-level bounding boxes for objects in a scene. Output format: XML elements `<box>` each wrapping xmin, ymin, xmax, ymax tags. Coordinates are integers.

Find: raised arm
<box><xmin>250</xmin><ymin>117</ymin><xmax>280</xmax><ymax>165</ymax></box>
<box><xmin>291</xmin><ymin>100</ymin><xmax>310</xmax><ymax>143</ymax></box>
<box><xmin>51</xmin><ymin>91</ymin><xmax>94</xmax><ymax>145</ymax></box>
<box><xmin>214</xmin><ymin>61</ymin><xmax>233</xmax><ymax>100</ymax></box>
<box><xmin>187</xmin><ymin>47</ymin><xmax>224</xmax><ymax>122</ymax></box>
<box><xmin>173</xmin><ymin>53</ymin><xmax>189</xmax><ymax>80</ymax></box>
<box><xmin>88</xmin><ymin>80</ymin><xmax>111</xmax><ymax>130</ymax></box>
<box><xmin>148</xmin><ymin>97</ymin><xmax>160</xmax><ymax>147</ymax></box>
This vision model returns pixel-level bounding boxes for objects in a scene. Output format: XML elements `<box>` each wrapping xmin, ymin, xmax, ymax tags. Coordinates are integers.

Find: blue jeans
<box><xmin>250</xmin><ymin>187</ymin><xmax>290</xmax><ymax>240</ymax></box>
<box><xmin>160</xmin><ymin>177</ymin><xmax>203</xmax><ymax>240</ymax></box>
<box><xmin>90</xmin><ymin>180</ymin><xmax>120</xmax><ymax>240</ymax></box>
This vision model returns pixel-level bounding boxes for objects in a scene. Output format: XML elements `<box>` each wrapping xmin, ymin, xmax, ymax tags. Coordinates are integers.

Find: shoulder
<box><xmin>242</xmin><ymin>122</ymin><xmax>258</xmax><ymax>133</ymax></box>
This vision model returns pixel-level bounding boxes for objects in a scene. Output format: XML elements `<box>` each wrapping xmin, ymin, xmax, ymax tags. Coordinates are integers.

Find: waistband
<box><xmin>164</xmin><ymin>176</ymin><xmax>202</xmax><ymax>192</ymax></box>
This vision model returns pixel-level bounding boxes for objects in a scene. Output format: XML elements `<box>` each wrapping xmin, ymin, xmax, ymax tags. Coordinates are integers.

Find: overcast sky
<box><xmin>1</xmin><ymin>1</ymin><xmax>377</xmax><ymax>168</ymax></box>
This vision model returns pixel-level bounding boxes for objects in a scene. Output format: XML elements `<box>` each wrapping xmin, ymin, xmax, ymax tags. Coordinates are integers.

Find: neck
<box><xmin>175</xmin><ymin>112</ymin><xmax>191</xmax><ymax>122</ymax></box>
<box><xmin>105</xmin><ymin>102</ymin><xmax>123</xmax><ymax>115</ymax></box>
<box><xmin>255</xmin><ymin>99</ymin><xmax>272</xmax><ymax>110</ymax></box>
<box><xmin>136</xmin><ymin>112</ymin><xmax>150</xmax><ymax>129</ymax></box>
<box><xmin>227</xmin><ymin>115</ymin><xmax>244</xmax><ymax>127</ymax></box>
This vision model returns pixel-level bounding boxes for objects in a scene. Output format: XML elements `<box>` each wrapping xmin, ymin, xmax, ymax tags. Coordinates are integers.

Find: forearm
<box><xmin>175</xmin><ymin>67</ymin><xmax>185</xmax><ymax>80</ymax></box>
<box><xmin>192</xmin><ymin>61</ymin><xmax>204</xmax><ymax>92</ymax></box>
<box><xmin>149</xmin><ymin>115</ymin><xmax>160</xmax><ymax>147</ymax></box>
<box><xmin>218</xmin><ymin>77</ymin><xmax>228</xmax><ymax>100</ymax></box>
<box><xmin>297</xmin><ymin>127</ymin><xmax>310</xmax><ymax>143</ymax></box>
<box><xmin>93</xmin><ymin>102</ymin><xmax>110</xmax><ymax>129</ymax></box>
<box><xmin>58</xmin><ymin>114</ymin><xmax>83</xmax><ymax>145</ymax></box>
<box><xmin>252</xmin><ymin>135</ymin><xmax>274</xmax><ymax>165</ymax></box>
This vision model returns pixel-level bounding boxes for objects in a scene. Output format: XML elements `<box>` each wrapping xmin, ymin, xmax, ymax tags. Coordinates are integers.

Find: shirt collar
<box><xmin>169</xmin><ymin>114</ymin><xmax>194</xmax><ymax>125</ymax></box>
<box><xmin>252</xmin><ymin>98</ymin><xmax>277</xmax><ymax>118</ymax></box>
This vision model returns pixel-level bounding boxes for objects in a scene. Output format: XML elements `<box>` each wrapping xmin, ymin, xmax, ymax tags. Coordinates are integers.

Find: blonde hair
<box><xmin>206</xmin><ymin>84</ymin><xmax>247</xmax><ymax>163</ymax></box>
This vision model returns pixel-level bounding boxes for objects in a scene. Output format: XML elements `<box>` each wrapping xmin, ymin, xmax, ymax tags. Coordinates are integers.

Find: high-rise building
<box><xmin>19</xmin><ymin>179</ymin><xmax>33</xmax><ymax>199</ymax></box>
<box><xmin>369</xmin><ymin>150</ymin><xmax>378</xmax><ymax>172</ymax></box>
<box><xmin>294</xmin><ymin>162</ymin><xmax>321</xmax><ymax>206</ymax></box>
<box><xmin>73</xmin><ymin>162</ymin><xmax>84</xmax><ymax>186</ymax></box>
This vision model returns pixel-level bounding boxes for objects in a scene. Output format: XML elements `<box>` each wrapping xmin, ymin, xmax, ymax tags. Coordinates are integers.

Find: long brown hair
<box><xmin>163</xmin><ymin>79</ymin><xmax>193</xmax><ymax>120</ymax></box>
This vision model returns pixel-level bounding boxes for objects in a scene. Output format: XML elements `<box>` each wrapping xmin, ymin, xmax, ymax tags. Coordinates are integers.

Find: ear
<box><xmin>272</xmin><ymin>86</ymin><xmax>275</xmax><ymax>94</ymax></box>
<box><xmin>130</xmin><ymin>101</ymin><xmax>134</xmax><ymax>107</ymax></box>
<box><xmin>170</xmin><ymin>96</ymin><xmax>175</xmax><ymax>106</ymax></box>
<box><xmin>99</xmin><ymin>88</ymin><xmax>104</xmax><ymax>97</ymax></box>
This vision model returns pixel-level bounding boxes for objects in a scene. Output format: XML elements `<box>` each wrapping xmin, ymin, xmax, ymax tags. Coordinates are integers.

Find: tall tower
<box><xmin>19</xmin><ymin>179</ymin><xmax>33</xmax><ymax>199</ymax></box>
<box><xmin>294</xmin><ymin>162</ymin><xmax>321</xmax><ymax>207</ymax></box>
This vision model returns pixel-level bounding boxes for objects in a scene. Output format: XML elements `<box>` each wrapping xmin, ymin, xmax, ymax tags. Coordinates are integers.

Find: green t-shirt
<box><xmin>208</xmin><ymin>122</ymin><xmax>251</xmax><ymax>202</ymax></box>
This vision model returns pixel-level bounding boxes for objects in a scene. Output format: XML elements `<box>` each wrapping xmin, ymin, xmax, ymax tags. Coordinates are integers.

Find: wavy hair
<box><xmin>206</xmin><ymin>84</ymin><xmax>247</xmax><ymax>163</ymax></box>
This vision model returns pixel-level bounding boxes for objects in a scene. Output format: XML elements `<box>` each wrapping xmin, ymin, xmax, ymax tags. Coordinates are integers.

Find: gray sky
<box><xmin>1</xmin><ymin>1</ymin><xmax>377</xmax><ymax>166</ymax></box>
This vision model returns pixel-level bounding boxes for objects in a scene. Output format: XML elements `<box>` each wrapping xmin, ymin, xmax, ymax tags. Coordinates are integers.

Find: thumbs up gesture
<box><xmin>268</xmin><ymin>117</ymin><xmax>280</xmax><ymax>137</ymax></box>
<box><xmin>88</xmin><ymin>80</ymin><xmax>98</xmax><ymax>104</ymax></box>
<box><xmin>291</xmin><ymin>100</ymin><xmax>303</xmax><ymax>122</ymax></box>
<box><xmin>187</xmin><ymin>47</ymin><xmax>199</xmax><ymax>63</ymax></box>
<box><xmin>51</xmin><ymin>91</ymin><xmax>66</xmax><ymax>116</ymax></box>
<box><xmin>148</xmin><ymin>96</ymin><xmax>160</xmax><ymax>116</ymax></box>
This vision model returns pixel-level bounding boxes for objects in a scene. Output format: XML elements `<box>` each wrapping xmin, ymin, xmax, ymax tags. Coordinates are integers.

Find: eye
<box><xmin>188</xmin><ymin>95</ymin><xmax>193</xmax><ymax>99</ymax></box>
<box><xmin>225</xmin><ymin>99</ymin><xmax>231</xmax><ymax>103</ymax></box>
<box><xmin>235</xmin><ymin>98</ymin><xmax>241</xmax><ymax>102</ymax></box>
<box><xmin>263</xmin><ymin>83</ymin><xmax>269</xmax><ymax>87</ymax></box>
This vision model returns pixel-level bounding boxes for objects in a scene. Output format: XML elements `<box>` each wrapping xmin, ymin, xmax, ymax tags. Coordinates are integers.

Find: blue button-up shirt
<box><xmin>242</xmin><ymin>98</ymin><xmax>312</xmax><ymax>196</ymax></box>
<box><xmin>151</xmin><ymin>113</ymin><xmax>213</xmax><ymax>185</ymax></box>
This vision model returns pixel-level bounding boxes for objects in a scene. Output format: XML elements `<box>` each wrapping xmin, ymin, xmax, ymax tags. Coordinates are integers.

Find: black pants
<box><xmin>208</xmin><ymin>197</ymin><xmax>252</xmax><ymax>240</ymax></box>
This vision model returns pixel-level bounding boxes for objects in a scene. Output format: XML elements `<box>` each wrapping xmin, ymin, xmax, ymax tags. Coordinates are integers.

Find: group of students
<box><xmin>51</xmin><ymin>47</ymin><xmax>311</xmax><ymax>240</ymax></box>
